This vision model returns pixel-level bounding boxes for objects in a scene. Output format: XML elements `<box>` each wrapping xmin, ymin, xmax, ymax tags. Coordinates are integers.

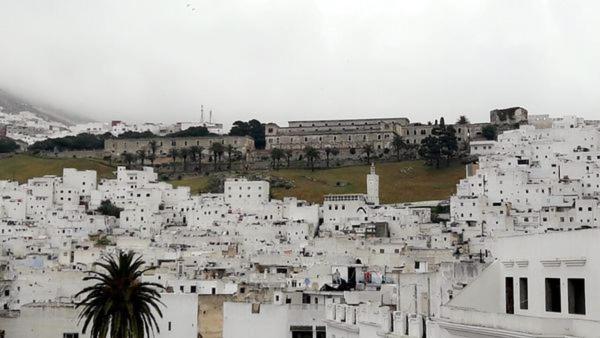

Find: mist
<box><xmin>0</xmin><ymin>0</ymin><xmax>599</xmax><ymax>128</ymax></box>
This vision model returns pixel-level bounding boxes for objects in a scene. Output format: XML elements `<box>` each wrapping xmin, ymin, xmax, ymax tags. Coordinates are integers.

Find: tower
<box><xmin>366</xmin><ymin>163</ymin><xmax>379</xmax><ymax>205</ymax></box>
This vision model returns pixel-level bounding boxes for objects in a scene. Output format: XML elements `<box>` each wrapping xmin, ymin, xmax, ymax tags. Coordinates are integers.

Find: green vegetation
<box><xmin>0</xmin><ymin>138</ymin><xmax>19</xmax><ymax>153</ymax></box>
<box><xmin>0</xmin><ymin>155</ymin><xmax>464</xmax><ymax>205</ymax></box>
<box><xmin>0</xmin><ymin>154</ymin><xmax>115</xmax><ymax>182</ymax></box>
<box><xmin>166</xmin><ymin>126</ymin><xmax>212</xmax><ymax>137</ymax></box>
<box><xmin>418</xmin><ymin>117</ymin><xmax>459</xmax><ymax>168</ymax></box>
<box><xmin>169</xmin><ymin>160</ymin><xmax>464</xmax><ymax>204</ymax></box>
<box><xmin>229</xmin><ymin>119</ymin><xmax>265</xmax><ymax>149</ymax></box>
<box><xmin>482</xmin><ymin>125</ymin><xmax>498</xmax><ymax>140</ymax></box>
<box><xmin>75</xmin><ymin>251</ymin><xmax>164</xmax><ymax>338</ymax></box>
<box><xmin>96</xmin><ymin>199</ymin><xmax>123</xmax><ymax>218</ymax></box>
<box><xmin>29</xmin><ymin>133</ymin><xmax>106</xmax><ymax>152</ymax></box>
<box><xmin>116</xmin><ymin>130</ymin><xmax>156</xmax><ymax>139</ymax></box>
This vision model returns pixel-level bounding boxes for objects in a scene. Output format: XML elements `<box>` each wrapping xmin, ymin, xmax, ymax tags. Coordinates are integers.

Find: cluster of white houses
<box><xmin>1</xmin><ymin>114</ymin><xmax>600</xmax><ymax>337</ymax></box>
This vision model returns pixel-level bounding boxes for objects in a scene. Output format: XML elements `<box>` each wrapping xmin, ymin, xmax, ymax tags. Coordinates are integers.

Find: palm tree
<box><xmin>121</xmin><ymin>152</ymin><xmax>136</xmax><ymax>169</ymax></box>
<box><xmin>284</xmin><ymin>149</ymin><xmax>293</xmax><ymax>168</ymax></box>
<box><xmin>189</xmin><ymin>146</ymin><xmax>199</xmax><ymax>167</ymax></box>
<box><xmin>136</xmin><ymin>149</ymin><xmax>147</xmax><ymax>166</ymax></box>
<box><xmin>192</xmin><ymin>146</ymin><xmax>204</xmax><ymax>173</ymax></box>
<box><xmin>147</xmin><ymin>153</ymin><xmax>156</xmax><ymax>167</ymax></box>
<box><xmin>391</xmin><ymin>135</ymin><xmax>407</xmax><ymax>161</ymax></box>
<box><xmin>270</xmin><ymin>148</ymin><xmax>284</xmax><ymax>170</ymax></box>
<box><xmin>179</xmin><ymin>148</ymin><xmax>190</xmax><ymax>171</ymax></box>
<box><xmin>303</xmin><ymin>146</ymin><xmax>320</xmax><ymax>171</ymax></box>
<box><xmin>75</xmin><ymin>251</ymin><xmax>164</xmax><ymax>338</ymax></box>
<box><xmin>148</xmin><ymin>140</ymin><xmax>158</xmax><ymax>158</ymax></box>
<box><xmin>210</xmin><ymin>142</ymin><xmax>224</xmax><ymax>171</ymax></box>
<box><xmin>324</xmin><ymin>147</ymin><xmax>333</xmax><ymax>168</ymax></box>
<box><xmin>168</xmin><ymin>148</ymin><xmax>179</xmax><ymax>173</ymax></box>
<box><xmin>362</xmin><ymin>144</ymin><xmax>374</xmax><ymax>163</ymax></box>
<box><xmin>226</xmin><ymin>144</ymin><xmax>235</xmax><ymax>170</ymax></box>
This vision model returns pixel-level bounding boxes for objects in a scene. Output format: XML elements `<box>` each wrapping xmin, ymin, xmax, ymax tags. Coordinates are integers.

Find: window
<box><xmin>545</xmin><ymin>278</ymin><xmax>561</xmax><ymax>312</ymax></box>
<box><xmin>190</xmin><ymin>285</ymin><xmax>197</xmax><ymax>293</ymax></box>
<box><xmin>168</xmin><ymin>321</ymin><xmax>172</xmax><ymax>331</ymax></box>
<box><xmin>505</xmin><ymin>277</ymin><xmax>514</xmax><ymax>314</ymax></box>
<box><xmin>568</xmin><ymin>278</ymin><xmax>586</xmax><ymax>315</ymax></box>
<box><xmin>519</xmin><ymin>278</ymin><xmax>528</xmax><ymax>310</ymax></box>
<box><xmin>63</xmin><ymin>334</ymin><xmax>79</xmax><ymax>338</ymax></box>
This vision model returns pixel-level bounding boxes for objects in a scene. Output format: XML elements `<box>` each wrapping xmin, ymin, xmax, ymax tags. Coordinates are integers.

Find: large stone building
<box><xmin>104</xmin><ymin>135</ymin><xmax>255</xmax><ymax>156</ymax></box>
<box><xmin>397</xmin><ymin>122</ymin><xmax>490</xmax><ymax>145</ymax></box>
<box><xmin>265</xmin><ymin>117</ymin><xmax>409</xmax><ymax>154</ymax></box>
<box><xmin>265</xmin><ymin>116</ymin><xmax>495</xmax><ymax>154</ymax></box>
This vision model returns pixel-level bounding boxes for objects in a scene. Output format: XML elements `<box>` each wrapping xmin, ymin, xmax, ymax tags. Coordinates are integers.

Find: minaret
<box><xmin>366</xmin><ymin>163</ymin><xmax>379</xmax><ymax>205</ymax></box>
<box><xmin>200</xmin><ymin>105</ymin><xmax>205</xmax><ymax>123</ymax></box>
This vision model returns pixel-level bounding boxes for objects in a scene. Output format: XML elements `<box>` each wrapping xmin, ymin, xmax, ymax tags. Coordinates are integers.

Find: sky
<box><xmin>0</xmin><ymin>0</ymin><xmax>599</xmax><ymax>129</ymax></box>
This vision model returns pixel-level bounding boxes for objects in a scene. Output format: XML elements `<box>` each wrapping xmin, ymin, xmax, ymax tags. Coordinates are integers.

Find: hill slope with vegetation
<box><xmin>0</xmin><ymin>154</ymin><xmax>115</xmax><ymax>182</ymax></box>
<box><xmin>170</xmin><ymin>160</ymin><xmax>465</xmax><ymax>203</ymax></box>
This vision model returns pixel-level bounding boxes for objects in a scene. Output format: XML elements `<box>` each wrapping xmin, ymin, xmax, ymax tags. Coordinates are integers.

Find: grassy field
<box><xmin>171</xmin><ymin>160</ymin><xmax>465</xmax><ymax>203</ymax></box>
<box><xmin>0</xmin><ymin>154</ymin><xmax>115</xmax><ymax>182</ymax></box>
<box><xmin>0</xmin><ymin>155</ymin><xmax>464</xmax><ymax>203</ymax></box>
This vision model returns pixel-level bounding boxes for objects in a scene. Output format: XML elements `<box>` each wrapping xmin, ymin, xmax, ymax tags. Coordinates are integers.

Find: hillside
<box><xmin>171</xmin><ymin>161</ymin><xmax>465</xmax><ymax>203</ymax></box>
<box><xmin>0</xmin><ymin>155</ymin><xmax>464</xmax><ymax>203</ymax></box>
<box><xmin>0</xmin><ymin>88</ymin><xmax>91</xmax><ymax>125</ymax></box>
<box><xmin>0</xmin><ymin>154</ymin><xmax>115</xmax><ymax>182</ymax></box>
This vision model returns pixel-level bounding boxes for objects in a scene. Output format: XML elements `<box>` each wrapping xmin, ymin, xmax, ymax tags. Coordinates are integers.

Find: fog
<box><xmin>0</xmin><ymin>0</ymin><xmax>599</xmax><ymax>128</ymax></box>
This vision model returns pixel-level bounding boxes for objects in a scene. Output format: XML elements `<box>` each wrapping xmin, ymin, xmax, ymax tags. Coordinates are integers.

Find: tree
<box><xmin>167</xmin><ymin>126</ymin><xmax>211</xmax><ymax>137</ymax></box>
<box><xmin>303</xmin><ymin>146</ymin><xmax>320</xmax><ymax>171</ymax></box>
<box><xmin>29</xmin><ymin>133</ymin><xmax>105</xmax><ymax>152</ymax></box>
<box><xmin>147</xmin><ymin>153</ymin><xmax>156</xmax><ymax>166</ymax></box>
<box><xmin>75</xmin><ymin>251</ymin><xmax>165</xmax><ymax>338</ymax></box>
<box><xmin>439</xmin><ymin>125</ymin><xmax>459</xmax><ymax>166</ymax></box>
<box><xmin>270</xmin><ymin>148</ymin><xmax>284</xmax><ymax>170</ymax></box>
<box><xmin>419</xmin><ymin>135</ymin><xmax>442</xmax><ymax>168</ymax></box>
<box><xmin>96</xmin><ymin>200</ymin><xmax>123</xmax><ymax>218</ymax></box>
<box><xmin>362</xmin><ymin>144</ymin><xmax>374</xmax><ymax>163</ymax></box>
<box><xmin>179</xmin><ymin>148</ymin><xmax>190</xmax><ymax>171</ymax></box>
<box><xmin>330</xmin><ymin>148</ymin><xmax>339</xmax><ymax>166</ymax></box>
<box><xmin>190</xmin><ymin>146</ymin><xmax>204</xmax><ymax>173</ymax></box>
<box><xmin>148</xmin><ymin>140</ymin><xmax>158</xmax><ymax>158</ymax></box>
<box><xmin>226</xmin><ymin>144</ymin><xmax>235</xmax><ymax>170</ymax></box>
<box><xmin>229</xmin><ymin>119</ymin><xmax>266</xmax><ymax>149</ymax></box>
<box><xmin>117</xmin><ymin>131</ymin><xmax>156</xmax><ymax>139</ymax></box>
<box><xmin>136</xmin><ymin>149</ymin><xmax>147</xmax><ymax>166</ymax></box>
<box><xmin>284</xmin><ymin>149</ymin><xmax>293</xmax><ymax>168</ymax></box>
<box><xmin>391</xmin><ymin>135</ymin><xmax>407</xmax><ymax>161</ymax></box>
<box><xmin>456</xmin><ymin>115</ymin><xmax>470</xmax><ymax>124</ymax></box>
<box><xmin>209</xmin><ymin>142</ymin><xmax>224</xmax><ymax>171</ymax></box>
<box><xmin>0</xmin><ymin>138</ymin><xmax>19</xmax><ymax>153</ymax></box>
<box><xmin>121</xmin><ymin>152</ymin><xmax>136</xmax><ymax>169</ymax></box>
<box><xmin>419</xmin><ymin>117</ymin><xmax>459</xmax><ymax>168</ymax></box>
<box><xmin>168</xmin><ymin>148</ymin><xmax>179</xmax><ymax>173</ymax></box>
<box><xmin>482</xmin><ymin>125</ymin><xmax>498</xmax><ymax>140</ymax></box>
<box><xmin>324</xmin><ymin>147</ymin><xmax>340</xmax><ymax>168</ymax></box>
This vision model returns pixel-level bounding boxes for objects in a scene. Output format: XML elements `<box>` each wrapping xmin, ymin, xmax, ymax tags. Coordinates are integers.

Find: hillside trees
<box><xmin>229</xmin><ymin>119</ymin><xmax>265</xmax><ymax>149</ymax></box>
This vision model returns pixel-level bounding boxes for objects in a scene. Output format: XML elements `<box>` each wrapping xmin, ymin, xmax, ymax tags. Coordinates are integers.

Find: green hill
<box><xmin>0</xmin><ymin>155</ymin><xmax>464</xmax><ymax>203</ymax></box>
<box><xmin>0</xmin><ymin>154</ymin><xmax>115</xmax><ymax>182</ymax></box>
<box><xmin>171</xmin><ymin>160</ymin><xmax>465</xmax><ymax>204</ymax></box>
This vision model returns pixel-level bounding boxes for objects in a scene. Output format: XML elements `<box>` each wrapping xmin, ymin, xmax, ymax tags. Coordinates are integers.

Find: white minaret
<box><xmin>366</xmin><ymin>163</ymin><xmax>379</xmax><ymax>205</ymax></box>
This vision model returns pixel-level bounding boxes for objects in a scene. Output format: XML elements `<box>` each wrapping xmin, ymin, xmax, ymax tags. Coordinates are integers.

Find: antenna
<box><xmin>201</xmin><ymin>105</ymin><xmax>204</xmax><ymax>123</ymax></box>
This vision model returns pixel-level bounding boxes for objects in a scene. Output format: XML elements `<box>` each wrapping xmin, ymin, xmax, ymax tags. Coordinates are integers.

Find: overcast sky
<box><xmin>0</xmin><ymin>0</ymin><xmax>598</xmax><ymax>128</ymax></box>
